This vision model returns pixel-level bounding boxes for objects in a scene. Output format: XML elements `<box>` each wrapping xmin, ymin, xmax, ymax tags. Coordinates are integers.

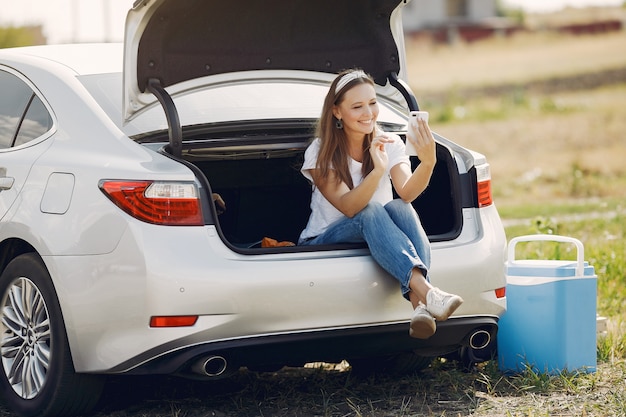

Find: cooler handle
<box><xmin>508</xmin><ymin>234</ymin><xmax>585</xmax><ymax>277</ymax></box>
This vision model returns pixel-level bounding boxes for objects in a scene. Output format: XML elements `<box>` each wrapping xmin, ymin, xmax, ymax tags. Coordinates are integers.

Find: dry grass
<box><xmin>78</xmin><ymin>354</ymin><xmax>625</xmax><ymax>417</ymax></box>
<box><xmin>403</xmin><ymin>26</ymin><xmax>626</xmax><ymax>208</ymax></box>
<box><xmin>429</xmin><ymin>84</ymin><xmax>626</xmax><ymax>207</ymax></box>
<box><xmin>405</xmin><ymin>30</ymin><xmax>626</xmax><ymax>93</ymax></box>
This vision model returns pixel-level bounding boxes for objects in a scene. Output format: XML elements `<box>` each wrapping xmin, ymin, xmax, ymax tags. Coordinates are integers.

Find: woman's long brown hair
<box><xmin>315</xmin><ymin>69</ymin><xmax>376</xmax><ymax>189</ymax></box>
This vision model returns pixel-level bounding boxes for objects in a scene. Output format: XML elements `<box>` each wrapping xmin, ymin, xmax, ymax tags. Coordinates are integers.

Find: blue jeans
<box><xmin>300</xmin><ymin>199</ymin><xmax>431</xmax><ymax>300</ymax></box>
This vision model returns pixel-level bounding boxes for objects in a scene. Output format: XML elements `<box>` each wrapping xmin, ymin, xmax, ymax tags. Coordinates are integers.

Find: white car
<box><xmin>0</xmin><ymin>1</ymin><xmax>506</xmax><ymax>416</ymax></box>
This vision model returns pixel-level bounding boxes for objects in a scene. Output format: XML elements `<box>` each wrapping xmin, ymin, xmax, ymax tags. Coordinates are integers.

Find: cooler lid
<box><xmin>506</xmin><ymin>260</ymin><xmax>596</xmax><ymax>282</ymax></box>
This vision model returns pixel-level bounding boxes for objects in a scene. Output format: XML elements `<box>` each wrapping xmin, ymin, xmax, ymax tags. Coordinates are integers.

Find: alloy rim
<box><xmin>0</xmin><ymin>277</ymin><xmax>51</xmax><ymax>399</ymax></box>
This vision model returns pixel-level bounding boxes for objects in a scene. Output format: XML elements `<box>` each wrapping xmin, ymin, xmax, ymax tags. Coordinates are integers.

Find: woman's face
<box><xmin>334</xmin><ymin>83</ymin><xmax>379</xmax><ymax>139</ymax></box>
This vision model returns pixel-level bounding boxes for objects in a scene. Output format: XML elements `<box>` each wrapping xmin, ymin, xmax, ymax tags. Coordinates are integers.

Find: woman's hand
<box><xmin>391</xmin><ymin>118</ymin><xmax>437</xmax><ymax>202</ymax></box>
<box><xmin>407</xmin><ymin>118</ymin><xmax>436</xmax><ymax>167</ymax></box>
<box><xmin>370</xmin><ymin>130</ymin><xmax>393</xmax><ymax>173</ymax></box>
<box><xmin>310</xmin><ymin>131</ymin><xmax>392</xmax><ymax>218</ymax></box>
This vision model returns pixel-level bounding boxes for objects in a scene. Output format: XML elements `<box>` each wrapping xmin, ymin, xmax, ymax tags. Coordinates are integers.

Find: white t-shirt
<box><xmin>299</xmin><ymin>134</ymin><xmax>410</xmax><ymax>241</ymax></box>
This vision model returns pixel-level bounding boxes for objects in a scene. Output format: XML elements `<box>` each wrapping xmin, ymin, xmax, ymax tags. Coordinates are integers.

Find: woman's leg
<box><xmin>384</xmin><ymin>199</ymin><xmax>431</xmax><ymax>272</ymax></box>
<box><xmin>384</xmin><ymin>199</ymin><xmax>433</xmax><ymax>307</ymax></box>
<box><xmin>384</xmin><ymin>200</ymin><xmax>464</xmax><ymax>319</ymax></box>
<box><xmin>306</xmin><ymin>202</ymin><xmax>426</xmax><ymax>299</ymax></box>
<box><xmin>304</xmin><ymin>202</ymin><xmax>462</xmax><ymax>338</ymax></box>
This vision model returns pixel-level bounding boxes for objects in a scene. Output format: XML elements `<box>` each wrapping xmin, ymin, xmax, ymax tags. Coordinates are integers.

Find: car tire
<box><xmin>0</xmin><ymin>253</ymin><xmax>104</xmax><ymax>417</ymax></box>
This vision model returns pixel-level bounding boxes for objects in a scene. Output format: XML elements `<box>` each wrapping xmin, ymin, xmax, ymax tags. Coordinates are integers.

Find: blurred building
<box><xmin>403</xmin><ymin>0</ymin><xmax>497</xmax><ymax>30</ymax></box>
<box><xmin>402</xmin><ymin>0</ymin><xmax>519</xmax><ymax>43</ymax></box>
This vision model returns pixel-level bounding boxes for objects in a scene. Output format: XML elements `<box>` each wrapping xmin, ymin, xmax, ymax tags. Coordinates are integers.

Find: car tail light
<box><xmin>100</xmin><ymin>180</ymin><xmax>203</xmax><ymax>226</ymax></box>
<box><xmin>150</xmin><ymin>315</ymin><xmax>198</xmax><ymax>327</ymax></box>
<box><xmin>475</xmin><ymin>163</ymin><xmax>493</xmax><ymax>207</ymax></box>
<box><xmin>495</xmin><ymin>287</ymin><xmax>506</xmax><ymax>298</ymax></box>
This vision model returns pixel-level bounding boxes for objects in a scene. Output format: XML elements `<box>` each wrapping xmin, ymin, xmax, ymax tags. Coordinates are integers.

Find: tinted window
<box><xmin>0</xmin><ymin>70</ymin><xmax>53</xmax><ymax>149</ymax></box>
<box><xmin>0</xmin><ymin>70</ymin><xmax>32</xmax><ymax>148</ymax></box>
<box><xmin>14</xmin><ymin>95</ymin><xmax>53</xmax><ymax>146</ymax></box>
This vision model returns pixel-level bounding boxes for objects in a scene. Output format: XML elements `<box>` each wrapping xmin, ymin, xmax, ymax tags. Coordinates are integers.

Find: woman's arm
<box><xmin>309</xmin><ymin>165</ymin><xmax>384</xmax><ymax>218</ymax></box>
<box><xmin>308</xmin><ymin>135</ymin><xmax>392</xmax><ymax>218</ymax></box>
<box><xmin>391</xmin><ymin>118</ymin><xmax>437</xmax><ymax>202</ymax></box>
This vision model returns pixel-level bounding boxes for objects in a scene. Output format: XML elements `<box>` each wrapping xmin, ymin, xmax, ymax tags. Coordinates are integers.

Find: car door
<box><xmin>0</xmin><ymin>67</ymin><xmax>54</xmax><ymax>221</ymax></box>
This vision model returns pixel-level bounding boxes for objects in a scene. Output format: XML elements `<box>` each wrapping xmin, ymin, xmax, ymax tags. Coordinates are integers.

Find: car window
<box><xmin>0</xmin><ymin>70</ymin><xmax>32</xmax><ymax>149</ymax></box>
<box><xmin>14</xmin><ymin>95</ymin><xmax>53</xmax><ymax>146</ymax></box>
<box><xmin>0</xmin><ymin>70</ymin><xmax>53</xmax><ymax>149</ymax></box>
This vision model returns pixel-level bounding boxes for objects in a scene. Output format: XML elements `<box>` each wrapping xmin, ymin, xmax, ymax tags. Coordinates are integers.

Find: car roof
<box><xmin>0</xmin><ymin>43</ymin><xmax>122</xmax><ymax>76</ymax></box>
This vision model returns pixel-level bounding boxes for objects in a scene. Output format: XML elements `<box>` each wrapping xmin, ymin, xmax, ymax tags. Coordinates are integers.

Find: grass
<box><xmin>503</xmin><ymin>207</ymin><xmax>626</xmax><ymax>317</ymax></box>
<box><xmin>470</xmin><ymin>206</ymin><xmax>626</xmax><ymax>416</ymax></box>
<box><xmin>432</xmin><ymin>82</ymin><xmax>626</xmax><ymax>207</ymax></box>
<box><xmin>85</xmin><ymin>336</ymin><xmax>625</xmax><ymax>417</ymax></box>
<box><xmin>497</xmin><ymin>197</ymin><xmax>624</xmax><ymax>220</ymax></box>
<box><xmin>405</xmin><ymin>28</ymin><xmax>626</xmax><ymax>93</ymax></box>
<box><xmin>426</xmin><ymin>86</ymin><xmax>585</xmax><ymax>124</ymax></box>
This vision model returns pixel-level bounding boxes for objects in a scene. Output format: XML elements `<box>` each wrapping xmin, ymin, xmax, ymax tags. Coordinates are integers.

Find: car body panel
<box><xmin>0</xmin><ymin>56</ymin><xmax>195</xmax><ymax>257</ymax></box>
<box><xmin>0</xmin><ymin>66</ymin><xmax>56</xmax><ymax>221</ymax></box>
<box><xmin>53</xmin><ymin>217</ymin><xmax>504</xmax><ymax>373</ymax></box>
<box><xmin>0</xmin><ymin>140</ymin><xmax>51</xmax><ymax>222</ymax></box>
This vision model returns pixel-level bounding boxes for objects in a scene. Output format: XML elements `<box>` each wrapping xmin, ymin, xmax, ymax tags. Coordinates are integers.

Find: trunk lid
<box><xmin>123</xmin><ymin>0</ymin><xmax>411</xmax><ymax>123</ymax></box>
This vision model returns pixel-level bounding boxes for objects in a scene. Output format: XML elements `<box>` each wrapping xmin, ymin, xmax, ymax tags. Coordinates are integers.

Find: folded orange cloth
<box><xmin>261</xmin><ymin>237</ymin><xmax>295</xmax><ymax>248</ymax></box>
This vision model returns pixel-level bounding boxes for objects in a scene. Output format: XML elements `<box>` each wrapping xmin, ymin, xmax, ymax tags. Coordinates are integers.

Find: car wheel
<box><xmin>0</xmin><ymin>253</ymin><xmax>104</xmax><ymax>417</ymax></box>
<box><xmin>349</xmin><ymin>352</ymin><xmax>433</xmax><ymax>377</ymax></box>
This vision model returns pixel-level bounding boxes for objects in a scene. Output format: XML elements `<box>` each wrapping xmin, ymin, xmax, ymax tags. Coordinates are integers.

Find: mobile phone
<box><xmin>406</xmin><ymin>111</ymin><xmax>429</xmax><ymax>156</ymax></box>
<box><xmin>409</xmin><ymin>111</ymin><xmax>429</xmax><ymax>122</ymax></box>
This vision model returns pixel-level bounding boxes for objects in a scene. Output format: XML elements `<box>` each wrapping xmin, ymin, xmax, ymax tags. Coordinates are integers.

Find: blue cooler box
<box><xmin>497</xmin><ymin>235</ymin><xmax>597</xmax><ymax>375</ymax></box>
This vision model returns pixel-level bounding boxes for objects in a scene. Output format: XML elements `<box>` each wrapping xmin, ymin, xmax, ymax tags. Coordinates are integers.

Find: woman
<box><xmin>298</xmin><ymin>69</ymin><xmax>463</xmax><ymax>339</ymax></box>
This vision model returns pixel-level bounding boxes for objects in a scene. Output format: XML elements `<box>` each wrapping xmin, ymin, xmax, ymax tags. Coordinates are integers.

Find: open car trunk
<box><xmin>123</xmin><ymin>0</ymin><xmax>465</xmax><ymax>250</ymax></box>
<box><xmin>160</xmin><ymin>122</ymin><xmax>464</xmax><ymax>250</ymax></box>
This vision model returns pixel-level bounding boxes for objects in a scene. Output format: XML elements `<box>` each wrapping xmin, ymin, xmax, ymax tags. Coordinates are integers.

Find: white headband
<box><xmin>335</xmin><ymin>70</ymin><xmax>368</xmax><ymax>94</ymax></box>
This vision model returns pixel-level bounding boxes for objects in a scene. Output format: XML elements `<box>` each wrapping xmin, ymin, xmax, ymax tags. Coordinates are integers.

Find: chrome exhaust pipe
<box><xmin>191</xmin><ymin>355</ymin><xmax>228</xmax><ymax>377</ymax></box>
<box><xmin>469</xmin><ymin>329</ymin><xmax>491</xmax><ymax>350</ymax></box>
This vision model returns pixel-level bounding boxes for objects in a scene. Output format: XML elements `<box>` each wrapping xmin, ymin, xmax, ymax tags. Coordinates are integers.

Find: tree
<box><xmin>0</xmin><ymin>25</ymin><xmax>45</xmax><ymax>49</ymax></box>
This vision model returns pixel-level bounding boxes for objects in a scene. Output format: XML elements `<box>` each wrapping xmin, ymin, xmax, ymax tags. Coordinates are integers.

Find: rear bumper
<box><xmin>111</xmin><ymin>316</ymin><xmax>498</xmax><ymax>377</ymax></box>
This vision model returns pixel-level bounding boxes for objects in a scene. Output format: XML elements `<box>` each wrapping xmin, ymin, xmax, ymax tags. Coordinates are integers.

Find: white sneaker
<box><xmin>409</xmin><ymin>303</ymin><xmax>436</xmax><ymax>339</ymax></box>
<box><xmin>426</xmin><ymin>287</ymin><xmax>463</xmax><ymax>321</ymax></box>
